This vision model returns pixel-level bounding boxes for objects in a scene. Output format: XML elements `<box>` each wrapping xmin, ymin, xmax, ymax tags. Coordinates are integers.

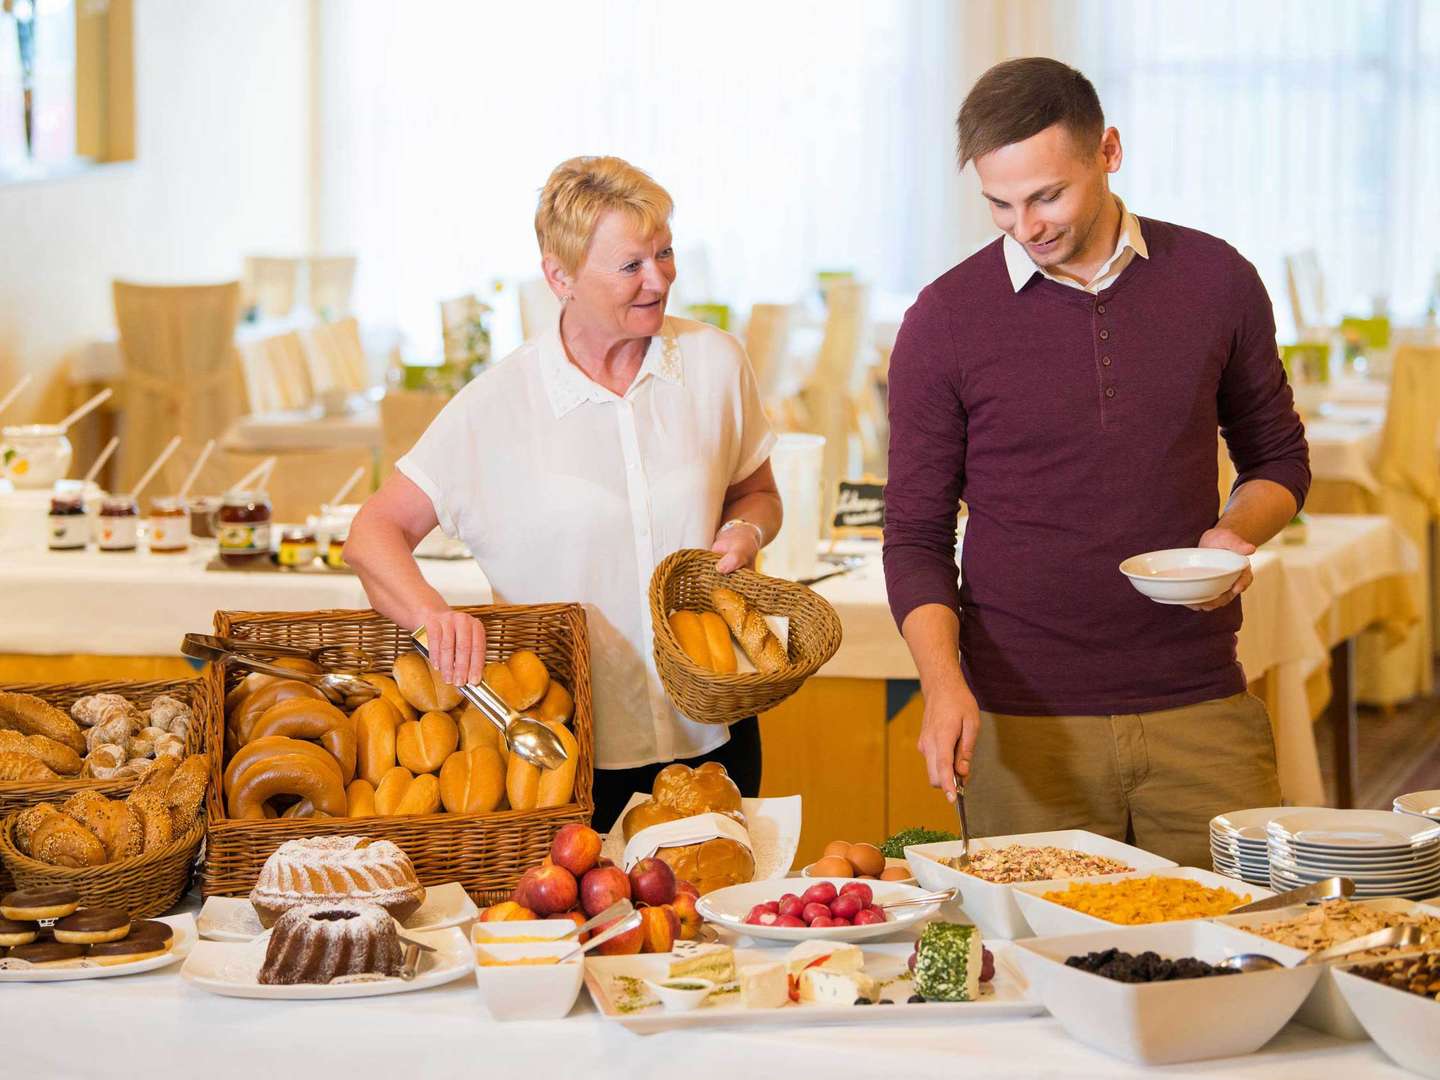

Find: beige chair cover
<box><xmin>242</xmin><ymin>257</ymin><xmax>301</xmax><ymax>320</ymax></box>
<box><xmin>744</xmin><ymin>302</ymin><xmax>795</xmax><ymax>406</ymax></box>
<box><xmin>805</xmin><ymin>281</ymin><xmax>872</xmax><ymax>521</ymax></box>
<box><xmin>307</xmin><ymin>256</ymin><xmax>357</xmax><ymax>318</ymax></box>
<box><xmin>518</xmin><ymin>278</ymin><xmax>561</xmax><ymax>341</ymax></box>
<box><xmin>112</xmin><ymin>280</ymin><xmax>243</xmax><ymax>491</ymax></box>
<box><xmin>238</xmin><ymin>332</ymin><xmax>314</xmax><ymax>414</ymax></box>
<box><xmin>299</xmin><ymin>318</ymin><xmax>369</xmax><ymax>396</ymax></box>
<box><xmin>381</xmin><ymin>388</ymin><xmax>451</xmax><ymax>477</ymax></box>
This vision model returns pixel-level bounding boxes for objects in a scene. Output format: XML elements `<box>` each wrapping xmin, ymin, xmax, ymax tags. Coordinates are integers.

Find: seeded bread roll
<box><xmin>0</xmin><ymin>693</ymin><xmax>85</xmax><ymax>754</ymax></box>
<box><xmin>710</xmin><ymin>587</ymin><xmax>788</xmax><ymax>674</ymax></box>
<box><xmin>0</xmin><ymin>730</ymin><xmax>82</xmax><ymax>776</ymax></box>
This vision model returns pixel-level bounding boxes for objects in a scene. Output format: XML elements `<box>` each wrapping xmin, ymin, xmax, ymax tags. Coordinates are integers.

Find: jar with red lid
<box><xmin>217</xmin><ymin>490</ymin><xmax>272</xmax><ymax>566</ymax></box>
<box><xmin>96</xmin><ymin>495</ymin><xmax>140</xmax><ymax>552</ymax></box>
<box><xmin>148</xmin><ymin>495</ymin><xmax>190</xmax><ymax>554</ymax></box>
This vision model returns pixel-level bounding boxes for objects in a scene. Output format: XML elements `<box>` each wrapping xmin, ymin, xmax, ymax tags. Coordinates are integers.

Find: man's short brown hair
<box><xmin>956</xmin><ymin>58</ymin><xmax>1104</xmax><ymax>169</ymax></box>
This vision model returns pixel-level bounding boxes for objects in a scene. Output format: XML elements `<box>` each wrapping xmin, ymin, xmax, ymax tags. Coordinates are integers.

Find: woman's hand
<box><xmin>421</xmin><ymin>608</ymin><xmax>487</xmax><ymax>687</ymax></box>
<box><xmin>712</xmin><ymin>520</ymin><xmax>763</xmax><ymax>574</ymax></box>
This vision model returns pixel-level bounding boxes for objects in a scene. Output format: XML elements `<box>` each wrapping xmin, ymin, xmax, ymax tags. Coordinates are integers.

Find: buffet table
<box><xmin>2</xmin><ymin>935</ymin><xmax>1412</xmax><ymax>1080</ymax></box>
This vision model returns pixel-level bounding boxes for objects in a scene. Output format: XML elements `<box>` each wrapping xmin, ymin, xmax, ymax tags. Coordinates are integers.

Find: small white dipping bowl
<box><xmin>1119</xmin><ymin>548</ymin><xmax>1248</xmax><ymax>605</ymax></box>
<box><xmin>644</xmin><ymin>976</ymin><xmax>716</xmax><ymax>1012</ymax></box>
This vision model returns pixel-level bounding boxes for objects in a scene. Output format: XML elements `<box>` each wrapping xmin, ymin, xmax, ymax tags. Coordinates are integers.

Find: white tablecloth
<box><xmin>221</xmin><ymin>402</ymin><xmax>383</xmax><ymax>452</ymax></box>
<box><xmin>0</xmin><ymin>542</ymin><xmax>491</xmax><ymax>655</ymax></box>
<box><xmin>2</xmin><ymin>943</ymin><xmax>1409</xmax><ymax>1080</ymax></box>
<box><xmin>1305</xmin><ymin>418</ymin><xmax>1383</xmax><ymax>492</ymax></box>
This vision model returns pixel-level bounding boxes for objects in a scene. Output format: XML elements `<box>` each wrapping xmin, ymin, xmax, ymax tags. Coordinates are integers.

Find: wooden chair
<box><xmin>299</xmin><ymin>317</ymin><xmax>370</xmax><ymax>397</ymax></box>
<box><xmin>307</xmin><ymin>256</ymin><xmax>357</xmax><ymax>318</ymax></box>
<box><xmin>238</xmin><ymin>332</ymin><xmax>313</xmax><ymax>415</ymax></box>
<box><xmin>112</xmin><ymin>280</ymin><xmax>243</xmax><ymax>490</ymax></box>
<box><xmin>242</xmin><ymin>257</ymin><xmax>301</xmax><ymax>321</ymax></box>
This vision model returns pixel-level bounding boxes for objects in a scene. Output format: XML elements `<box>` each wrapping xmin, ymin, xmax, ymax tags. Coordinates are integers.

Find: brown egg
<box><xmin>822</xmin><ymin>840</ymin><xmax>853</xmax><ymax>861</ymax></box>
<box><xmin>848</xmin><ymin>842</ymin><xmax>885</xmax><ymax>877</ymax></box>
<box><xmin>880</xmin><ymin>865</ymin><xmax>912</xmax><ymax>881</ymax></box>
<box><xmin>811</xmin><ymin>855</ymin><xmax>854</xmax><ymax>878</ymax></box>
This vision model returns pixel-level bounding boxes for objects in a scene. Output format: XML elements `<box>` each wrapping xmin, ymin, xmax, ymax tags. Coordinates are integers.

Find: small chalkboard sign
<box><xmin>832</xmin><ymin>478</ymin><xmax>885</xmax><ymax>537</ymax></box>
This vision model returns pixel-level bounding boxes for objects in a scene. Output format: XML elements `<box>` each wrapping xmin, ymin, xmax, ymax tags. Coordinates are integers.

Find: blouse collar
<box><xmin>538</xmin><ymin>314</ymin><xmax>684</xmax><ymax>419</ymax></box>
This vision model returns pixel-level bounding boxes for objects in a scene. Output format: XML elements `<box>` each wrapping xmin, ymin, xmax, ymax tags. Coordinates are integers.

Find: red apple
<box><xmin>801</xmin><ymin>882</ymin><xmax>838</xmax><ymax>906</ymax></box>
<box><xmin>674</xmin><ymin>878</ymin><xmax>700</xmax><ymax>899</ymax></box>
<box><xmin>628</xmin><ymin>856</ymin><xmax>678</xmax><ymax>907</ymax></box>
<box><xmin>839</xmin><ymin>882</ymin><xmax>873</xmax><ymax>905</ymax></box>
<box><xmin>593</xmin><ymin>914</ymin><xmax>644</xmax><ymax>956</ymax></box>
<box><xmin>518</xmin><ymin>864</ymin><xmax>578</xmax><ymax>916</ymax></box>
<box><xmin>580</xmin><ymin>865</ymin><xmax>631</xmax><ymax>917</ymax></box>
<box><xmin>639</xmin><ymin>905</ymin><xmax>680</xmax><ymax>953</ymax></box>
<box><xmin>830</xmin><ymin>893</ymin><xmax>863</xmax><ymax>920</ymax></box>
<box><xmin>802</xmin><ymin>902</ymin><xmax>831</xmax><ymax>924</ymax></box>
<box><xmin>550</xmin><ymin>823</ymin><xmax>603</xmax><ymax>877</ymax></box>
<box><xmin>671</xmin><ymin>892</ymin><xmax>702</xmax><ymax>940</ymax></box>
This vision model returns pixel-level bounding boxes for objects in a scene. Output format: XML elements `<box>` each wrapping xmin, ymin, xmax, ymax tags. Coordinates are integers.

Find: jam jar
<box><xmin>325</xmin><ymin>534</ymin><xmax>348</xmax><ymax>569</ymax></box>
<box><xmin>47</xmin><ymin>482</ymin><xmax>88</xmax><ymax>551</ymax></box>
<box><xmin>187</xmin><ymin>494</ymin><xmax>222</xmax><ymax>539</ymax></box>
<box><xmin>96</xmin><ymin>495</ymin><xmax>140</xmax><ymax>552</ymax></box>
<box><xmin>217</xmin><ymin>490</ymin><xmax>273</xmax><ymax>566</ymax></box>
<box><xmin>148</xmin><ymin>495</ymin><xmax>190</xmax><ymax>554</ymax></box>
<box><xmin>277</xmin><ymin>527</ymin><xmax>318</xmax><ymax>568</ymax></box>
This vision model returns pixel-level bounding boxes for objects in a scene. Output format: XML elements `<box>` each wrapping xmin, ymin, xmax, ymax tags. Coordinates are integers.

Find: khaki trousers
<box><xmin>966</xmin><ymin>692</ymin><xmax>1282</xmax><ymax>869</ymax></box>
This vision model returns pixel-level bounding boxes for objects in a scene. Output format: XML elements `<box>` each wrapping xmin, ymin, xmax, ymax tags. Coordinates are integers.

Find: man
<box><xmin>883</xmin><ymin>58</ymin><xmax>1309</xmax><ymax>867</ymax></box>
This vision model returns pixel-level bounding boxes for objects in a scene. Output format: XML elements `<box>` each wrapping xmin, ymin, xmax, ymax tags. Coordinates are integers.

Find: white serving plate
<box><xmin>0</xmin><ymin>914</ymin><xmax>195</xmax><ymax>982</ymax></box>
<box><xmin>602</xmin><ymin>795</ymin><xmax>801</xmax><ymax>880</ymax></box>
<box><xmin>1394</xmin><ymin>789</ymin><xmax>1440</xmax><ymax>821</ymax></box>
<box><xmin>1266</xmin><ymin>845</ymin><xmax>1440</xmax><ymax>871</ymax></box>
<box><xmin>1013</xmin><ymin>920</ymin><xmax>1321</xmax><ymax>1066</ymax></box>
<box><xmin>799</xmin><ymin>857</ymin><xmax>915</xmax><ymax>885</ymax></box>
<box><xmin>1268</xmin><ymin>808</ymin><xmax>1440</xmax><ymax>849</ymax></box>
<box><xmin>196</xmin><ymin>882</ymin><xmax>478</xmax><ymax>941</ymax></box>
<box><xmin>584</xmin><ymin>938</ymin><xmax>1041</xmax><ymax>1034</ymax></box>
<box><xmin>1010</xmin><ymin>866</ymin><xmax>1271</xmax><ymax>937</ymax></box>
<box><xmin>181</xmin><ymin>924</ymin><xmax>472</xmax><ymax>999</ymax></box>
<box><xmin>905</xmin><ymin>830</ymin><xmax>1175</xmax><ymax>940</ymax></box>
<box><xmin>1334</xmin><ymin>963</ymin><xmax>1440</xmax><ymax>1078</ymax></box>
<box><xmin>1211</xmin><ymin>806</ymin><xmax>1326</xmax><ymax>842</ymax></box>
<box><xmin>696</xmin><ymin>877</ymin><xmax>940</xmax><ymax>944</ymax></box>
<box><xmin>1212</xmin><ymin>897</ymin><xmax>1440</xmax><ymax>1040</ymax></box>
<box><xmin>1118</xmin><ymin>547</ymin><xmax>1247</xmax><ymax>604</ymax></box>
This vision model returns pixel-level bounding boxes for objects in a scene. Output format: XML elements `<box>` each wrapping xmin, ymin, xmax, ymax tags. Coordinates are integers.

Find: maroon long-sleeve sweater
<box><xmin>882</xmin><ymin>218</ymin><xmax>1310</xmax><ymax>716</ymax></box>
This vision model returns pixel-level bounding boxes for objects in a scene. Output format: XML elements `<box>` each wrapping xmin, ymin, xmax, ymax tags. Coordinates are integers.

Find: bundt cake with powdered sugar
<box><xmin>249</xmin><ymin>835</ymin><xmax>425</xmax><ymax>927</ymax></box>
<box><xmin>257</xmin><ymin>900</ymin><xmax>402</xmax><ymax>985</ymax></box>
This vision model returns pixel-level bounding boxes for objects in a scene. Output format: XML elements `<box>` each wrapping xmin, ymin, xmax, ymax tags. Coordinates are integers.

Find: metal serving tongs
<box><xmin>1226</xmin><ymin>875</ymin><xmax>1355</xmax><ymax>915</ymax></box>
<box><xmin>183</xmin><ymin>633</ymin><xmax>374</xmax><ymax>672</ymax></box>
<box><xmin>180</xmin><ymin>633</ymin><xmax>380</xmax><ymax>708</ymax></box>
<box><xmin>409</xmin><ymin>628</ymin><xmax>568</xmax><ymax>770</ymax></box>
<box><xmin>951</xmin><ymin>770</ymin><xmax>971</xmax><ymax>869</ymax></box>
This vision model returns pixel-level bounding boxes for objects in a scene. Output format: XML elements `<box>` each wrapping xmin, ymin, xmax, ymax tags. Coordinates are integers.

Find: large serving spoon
<box><xmin>409</xmin><ymin>628</ymin><xmax>568</xmax><ymax>770</ymax></box>
<box><xmin>1222</xmin><ymin>924</ymin><xmax>1424</xmax><ymax>974</ymax></box>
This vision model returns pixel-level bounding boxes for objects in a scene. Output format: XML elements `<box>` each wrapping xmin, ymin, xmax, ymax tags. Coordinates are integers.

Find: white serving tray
<box><xmin>584</xmin><ymin>938</ymin><xmax>1040</xmax><ymax>1034</ymax></box>
<box><xmin>905</xmin><ymin>830</ymin><xmax>1176</xmax><ymax>940</ymax></box>
<box><xmin>697</xmin><ymin>877</ymin><xmax>941</xmax><ymax>944</ymax></box>
<box><xmin>602</xmin><ymin>795</ymin><xmax>801</xmax><ymax>880</ymax></box>
<box><xmin>1010</xmin><ymin>866</ymin><xmax>1272</xmax><ymax>937</ymax></box>
<box><xmin>181</xmin><ymin>924</ymin><xmax>472</xmax><ymax>1000</ymax></box>
<box><xmin>197</xmin><ymin>882</ymin><xmax>478</xmax><ymax>942</ymax></box>
<box><xmin>0</xmin><ymin>914</ymin><xmax>195</xmax><ymax>982</ymax></box>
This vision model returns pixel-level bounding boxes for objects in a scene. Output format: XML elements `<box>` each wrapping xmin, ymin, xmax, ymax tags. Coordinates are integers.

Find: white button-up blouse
<box><xmin>398</xmin><ymin>315</ymin><xmax>777</xmax><ymax>769</ymax></box>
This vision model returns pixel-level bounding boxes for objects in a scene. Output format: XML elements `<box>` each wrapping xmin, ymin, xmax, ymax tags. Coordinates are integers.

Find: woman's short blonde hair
<box><xmin>535</xmin><ymin>156</ymin><xmax>674</xmax><ymax>275</ymax></box>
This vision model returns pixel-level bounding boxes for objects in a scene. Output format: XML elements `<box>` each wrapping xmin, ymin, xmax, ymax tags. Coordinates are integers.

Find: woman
<box><xmin>345</xmin><ymin>156</ymin><xmax>782</xmax><ymax>830</ymax></box>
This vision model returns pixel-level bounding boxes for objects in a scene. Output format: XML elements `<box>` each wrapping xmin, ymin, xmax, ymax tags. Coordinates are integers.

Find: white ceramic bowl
<box><xmin>1212</xmin><ymin>897</ymin><xmax>1440</xmax><ymax>1040</ymax></box>
<box><xmin>471</xmin><ymin>919</ymin><xmax>576</xmax><ymax>944</ymax></box>
<box><xmin>1012</xmin><ymin>921</ymin><xmax>1321</xmax><ymax>1066</ymax></box>
<box><xmin>643</xmin><ymin>975</ymin><xmax>716</xmax><ymax>1012</ymax></box>
<box><xmin>471</xmin><ymin>940</ymin><xmax>583</xmax><ymax>1020</ymax></box>
<box><xmin>0</xmin><ymin>424</ymin><xmax>73</xmax><ymax>489</ymax></box>
<box><xmin>1118</xmin><ymin>547</ymin><xmax>1248</xmax><ymax>605</ymax></box>
<box><xmin>1333</xmin><ymin>963</ymin><xmax>1440</xmax><ymax>1078</ymax></box>
<box><xmin>1009</xmin><ymin>866</ymin><xmax>1272</xmax><ymax>937</ymax></box>
<box><xmin>1394</xmin><ymin>789</ymin><xmax>1440</xmax><ymax>822</ymax></box>
<box><xmin>906</xmin><ymin>830</ymin><xmax>1176</xmax><ymax>940</ymax></box>
<box><xmin>695</xmin><ymin>877</ymin><xmax>940</xmax><ymax>944</ymax></box>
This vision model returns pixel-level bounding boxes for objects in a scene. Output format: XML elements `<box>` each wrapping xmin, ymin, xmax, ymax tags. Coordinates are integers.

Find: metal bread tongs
<box><xmin>408</xmin><ymin>628</ymin><xmax>568</xmax><ymax>770</ymax></box>
<box><xmin>951</xmin><ymin>770</ymin><xmax>971</xmax><ymax>868</ymax></box>
<box><xmin>180</xmin><ymin>633</ymin><xmax>380</xmax><ymax>708</ymax></box>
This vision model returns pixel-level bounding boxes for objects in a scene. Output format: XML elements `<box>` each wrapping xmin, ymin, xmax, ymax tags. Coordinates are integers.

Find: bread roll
<box><xmin>653</xmin><ymin>761</ymin><xmax>743</xmax><ymax>817</ymax></box>
<box><xmin>361</xmin><ymin>673</ymin><xmax>418</xmax><ymax>723</ymax></box>
<box><xmin>483</xmin><ymin>662</ymin><xmax>523</xmax><ymax>710</ymax></box>
<box><xmin>281</xmin><ymin>799</ymin><xmax>333</xmax><ymax>820</ymax></box>
<box><xmin>668</xmin><ymin>611</ymin><xmax>709</xmax><ymax>667</ymax></box>
<box><xmin>164</xmin><ymin>753</ymin><xmax>210</xmax><ymax>830</ymax></box>
<box><xmin>699</xmin><ymin>612</ymin><xmax>738</xmax><ymax>673</ymax></box>
<box><xmin>353</xmin><ymin>698</ymin><xmax>402</xmax><ymax>786</ymax></box>
<box><xmin>622</xmin><ymin>799</ymin><xmax>683</xmax><ymax>841</ymax></box>
<box><xmin>374</xmin><ymin>765</ymin><xmax>416</xmax><ymax>815</ymax></box>
<box><xmin>536</xmin><ymin>680</ymin><xmax>573</xmax><ymax>726</ymax></box>
<box><xmin>536</xmin><ymin>720</ymin><xmax>579</xmax><ymax>809</ymax></box>
<box><xmin>711</xmin><ymin>587</ymin><xmax>787</xmax><ymax>673</ymax></box>
<box><xmin>373</xmin><ymin>766</ymin><xmax>440</xmax><ymax>816</ymax></box>
<box><xmin>346</xmin><ymin>778</ymin><xmax>377</xmax><ymax>817</ymax></box>
<box><xmin>60</xmin><ymin>791</ymin><xmax>142</xmax><ymax>862</ymax></box>
<box><xmin>0</xmin><ymin>692</ymin><xmax>85</xmax><ymax>754</ymax></box>
<box><xmin>248</xmin><ymin>698</ymin><xmax>357</xmax><ymax>783</ymax></box>
<box><xmin>456</xmin><ymin>705</ymin><xmax>504</xmax><ymax>757</ymax></box>
<box><xmin>0</xmin><ymin>750</ymin><xmax>57</xmax><ymax>780</ymax></box>
<box><xmin>439</xmin><ymin>746</ymin><xmax>505</xmax><ymax>814</ymax></box>
<box><xmin>227</xmin><ymin>752</ymin><xmax>348</xmax><ymax>819</ymax></box>
<box><xmin>30</xmin><ymin>813</ymin><xmax>107</xmax><ymax>868</ymax></box>
<box><xmin>505</xmin><ymin>651</ymin><xmax>549</xmax><ymax>709</ymax></box>
<box><xmin>0</xmin><ymin>729</ymin><xmax>82</xmax><ymax>776</ymax></box>
<box><xmin>126</xmin><ymin>792</ymin><xmax>175</xmax><ymax>851</ymax></box>
<box><xmin>505</xmin><ymin>753</ymin><xmax>540</xmax><ymax>812</ymax></box>
<box><xmin>14</xmin><ymin>803</ymin><xmax>62</xmax><ymax>855</ymax></box>
<box><xmin>395</xmin><ymin>711</ymin><xmax>458</xmax><ymax>774</ymax></box>
<box><xmin>393</xmin><ymin>652</ymin><xmax>462</xmax><ymax>712</ymax></box>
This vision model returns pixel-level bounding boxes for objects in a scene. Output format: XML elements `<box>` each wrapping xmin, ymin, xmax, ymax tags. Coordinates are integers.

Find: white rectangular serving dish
<box><xmin>1010</xmin><ymin>866</ymin><xmax>1272</xmax><ymax>937</ymax></box>
<box><xmin>471</xmin><ymin>919</ymin><xmax>576</xmax><ymax>944</ymax></box>
<box><xmin>1333</xmin><ymin>963</ymin><xmax>1440</xmax><ymax>1078</ymax></box>
<box><xmin>584</xmin><ymin>939</ymin><xmax>1041</xmax><ymax>1034</ymax></box>
<box><xmin>473</xmin><ymin>940</ymin><xmax>585</xmax><ymax>1021</ymax></box>
<box><xmin>905</xmin><ymin>830</ymin><xmax>1176</xmax><ymax>940</ymax></box>
<box><xmin>1012</xmin><ymin>921</ymin><xmax>1321</xmax><ymax>1066</ymax></box>
<box><xmin>1211</xmin><ymin>897</ymin><xmax>1440</xmax><ymax>1039</ymax></box>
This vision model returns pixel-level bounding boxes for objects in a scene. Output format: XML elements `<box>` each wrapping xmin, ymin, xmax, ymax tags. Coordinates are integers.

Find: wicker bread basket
<box><xmin>0</xmin><ymin>815</ymin><xmax>204</xmax><ymax>919</ymax></box>
<box><xmin>202</xmin><ymin>603</ymin><xmax>593</xmax><ymax>906</ymax></box>
<box><xmin>0</xmin><ymin>679</ymin><xmax>214</xmax><ymax>817</ymax></box>
<box><xmin>649</xmin><ymin>548</ymin><xmax>843</xmax><ymax>725</ymax></box>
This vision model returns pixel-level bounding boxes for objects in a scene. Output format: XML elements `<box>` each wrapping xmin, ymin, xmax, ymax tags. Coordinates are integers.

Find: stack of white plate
<box><xmin>1267</xmin><ymin>809</ymin><xmax>1440</xmax><ymax>900</ymax></box>
<box><xmin>1209</xmin><ymin>806</ymin><xmax>1313</xmax><ymax>887</ymax></box>
<box><xmin>1393</xmin><ymin>789</ymin><xmax>1440</xmax><ymax>823</ymax></box>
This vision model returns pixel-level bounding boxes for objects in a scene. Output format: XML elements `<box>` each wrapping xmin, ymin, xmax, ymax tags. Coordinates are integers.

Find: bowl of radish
<box><xmin>695</xmin><ymin>878</ymin><xmax>945</xmax><ymax>943</ymax></box>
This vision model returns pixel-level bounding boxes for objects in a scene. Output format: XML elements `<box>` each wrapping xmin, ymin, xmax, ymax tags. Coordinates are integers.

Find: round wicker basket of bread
<box><xmin>649</xmin><ymin>548</ymin><xmax>842</xmax><ymax>725</ymax></box>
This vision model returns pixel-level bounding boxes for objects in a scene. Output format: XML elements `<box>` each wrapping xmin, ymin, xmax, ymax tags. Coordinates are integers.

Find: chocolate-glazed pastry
<box><xmin>5</xmin><ymin>941</ymin><xmax>85</xmax><ymax>965</ymax></box>
<box><xmin>53</xmin><ymin>907</ymin><xmax>131</xmax><ymax>944</ymax></box>
<box><xmin>125</xmin><ymin>920</ymin><xmax>175</xmax><ymax>946</ymax></box>
<box><xmin>86</xmin><ymin>937</ymin><xmax>173</xmax><ymax>964</ymax></box>
<box><xmin>0</xmin><ymin>917</ymin><xmax>39</xmax><ymax>946</ymax></box>
<box><xmin>0</xmin><ymin>886</ymin><xmax>80</xmax><ymax>921</ymax></box>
